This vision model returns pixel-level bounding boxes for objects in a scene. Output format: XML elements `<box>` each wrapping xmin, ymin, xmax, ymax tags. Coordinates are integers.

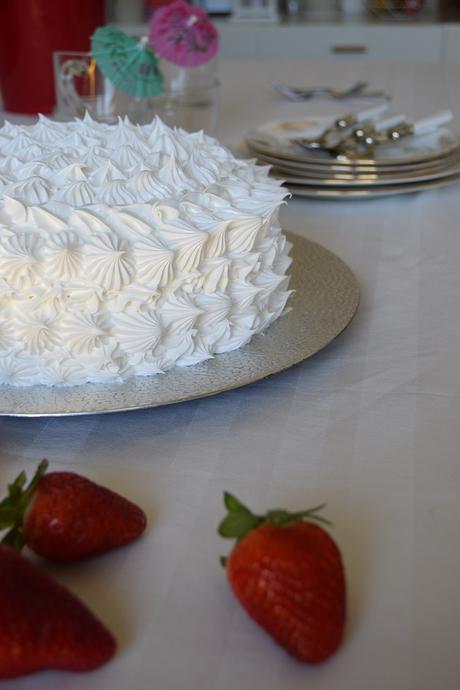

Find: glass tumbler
<box><xmin>53</xmin><ymin>51</ymin><xmax>220</xmax><ymax>133</ymax></box>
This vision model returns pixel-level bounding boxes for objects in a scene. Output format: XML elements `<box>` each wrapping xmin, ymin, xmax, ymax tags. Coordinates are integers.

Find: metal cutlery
<box><xmin>272</xmin><ymin>80</ymin><xmax>388</xmax><ymax>101</ymax></box>
<box><xmin>340</xmin><ymin>110</ymin><xmax>454</xmax><ymax>156</ymax></box>
<box><xmin>350</xmin><ymin>113</ymin><xmax>407</xmax><ymax>145</ymax></box>
<box><xmin>292</xmin><ymin>104</ymin><xmax>390</xmax><ymax>151</ymax></box>
<box><xmin>290</xmin><ymin>110</ymin><xmax>453</xmax><ymax>159</ymax></box>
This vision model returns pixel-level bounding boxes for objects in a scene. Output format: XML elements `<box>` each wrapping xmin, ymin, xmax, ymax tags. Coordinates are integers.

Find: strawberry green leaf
<box><xmin>266</xmin><ymin>509</ymin><xmax>291</xmax><ymax>525</ymax></box>
<box><xmin>218</xmin><ymin>512</ymin><xmax>262</xmax><ymax>539</ymax></box>
<box><xmin>2</xmin><ymin>526</ymin><xmax>24</xmax><ymax>549</ymax></box>
<box><xmin>20</xmin><ymin>459</ymin><xmax>48</xmax><ymax>510</ymax></box>
<box><xmin>0</xmin><ymin>505</ymin><xmax>16</xmax><ymax>529</ymax></box>
<box><xmin>218</xmin><ymin>493</ymin><xmax>332</xmax><ymax>554</ymax></box>
<box><xmin>223</xmin><ymin>492</ymin><xmax>250</xmax><ymax>514</ymax></box>
<box><xmin>0</xmin><ymin>494</ymin><xmax>13</xmax><ymax>510</ymax></box>
<box><xmin>292</xmin><ymin>505</ymin><xmax>332</xmax><ymax>526</ymax></box>
<box><xmin>0</xmin><ymin>459</ymin><xmax>49</xmax><ymax>550</ymax></box>
<box><xmin>7</xmin><ymin>471</ymin><xmax>27</xmax><ymax>502</ymax></box>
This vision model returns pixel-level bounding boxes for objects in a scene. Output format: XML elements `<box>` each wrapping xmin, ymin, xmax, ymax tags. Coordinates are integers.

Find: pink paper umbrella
<box><xmin>149</xmin><ymin>0</ymin><xmax>219</xmax><ymax>68</ymax></box>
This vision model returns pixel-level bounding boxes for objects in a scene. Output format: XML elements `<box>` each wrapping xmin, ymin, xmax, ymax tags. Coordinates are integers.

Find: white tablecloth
<box><xmin>1</xmin><ymin>60</ymin><xmax>460</xmax><ymax>690</ymax></box>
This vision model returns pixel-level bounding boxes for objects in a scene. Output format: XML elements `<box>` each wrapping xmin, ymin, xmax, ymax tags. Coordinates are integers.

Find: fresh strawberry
<box><xmin>218</xmin><ymin>493</ymin><xmax>346</xmax><ymax>663</ymax></box>
<box><xmin>0</xmin><ymin>545</ymin><xmax>116</xmax><ymax>678</ymax></box>
<box><xmin>0</xmin><ymin>460</ymin><xmax>147</xmax><ymax>561</ymax></box>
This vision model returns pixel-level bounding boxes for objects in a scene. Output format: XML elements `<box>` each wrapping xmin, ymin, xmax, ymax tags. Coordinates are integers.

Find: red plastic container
<box><xmin>0</xmin><ymin>0</ymin><xmax>105</xmax><ymax>115</ymax></box>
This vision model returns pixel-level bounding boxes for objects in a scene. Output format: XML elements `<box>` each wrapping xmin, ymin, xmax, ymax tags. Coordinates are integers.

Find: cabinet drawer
<box><xmin>219</xmin><ymin>24</ymin><xmax>443</xmax><ymax>62</ymax></box>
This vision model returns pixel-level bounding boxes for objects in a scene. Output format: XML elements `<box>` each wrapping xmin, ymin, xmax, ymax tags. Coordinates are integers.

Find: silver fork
<box><xmin>272</xmin><ymin>80</ymin><xmax>388</xmax><ymax>101</ymax></box>
<box><xmin>272</xmin><ymin>80</ymin><xmax>368</xmax><ymax>101</ymax></box>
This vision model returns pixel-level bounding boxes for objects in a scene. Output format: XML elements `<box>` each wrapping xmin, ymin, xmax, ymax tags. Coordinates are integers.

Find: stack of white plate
<box><xmin>245</xmin><ymin>116</ymin><xmax>460</xmax><ymax>200</ymax></box>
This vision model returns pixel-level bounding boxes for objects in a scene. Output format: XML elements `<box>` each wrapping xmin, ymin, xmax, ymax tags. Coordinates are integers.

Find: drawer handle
<box><xmin>331</xmin><ymin>44</ymin><xmax>368</xmax><ymax>54</ymax></box>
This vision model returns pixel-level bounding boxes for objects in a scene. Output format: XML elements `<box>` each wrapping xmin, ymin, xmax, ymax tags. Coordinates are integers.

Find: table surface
<box><xmin>1</xmin><ymin>59</ymin><xmax>460</xmax><ymax>690</ymax></box>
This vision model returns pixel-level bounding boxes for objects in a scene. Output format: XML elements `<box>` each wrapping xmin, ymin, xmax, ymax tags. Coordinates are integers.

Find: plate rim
<box><xmin>0</xmin><ymin>233</ymin><xmax>360</xmax><ymax>417</ymax></box>
<box><xmin>285</xmin><ymin>171</ymin><xmax>460</xmax><ymax>199</ymax></box>
<box><xmin>256</xmin><ymin>150</ymin><xmax>460</xmax><ymax>176</ymax></box>
<box><xmin>273</xmin><ymin>156</ymin><xmax>460</xmax><ymax>188</ymax></box>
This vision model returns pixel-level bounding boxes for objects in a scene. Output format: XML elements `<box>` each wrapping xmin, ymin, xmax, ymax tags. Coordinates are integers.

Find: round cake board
<box><xmin>0</xmin><ymin>233</ymin><xmax>360</xmax><ymax>417</ymax></box>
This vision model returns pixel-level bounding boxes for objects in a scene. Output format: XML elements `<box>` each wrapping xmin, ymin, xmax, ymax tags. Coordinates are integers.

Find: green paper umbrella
<box><xmin>91</xmin><ymin>26</ymin><xmax>163</xmax><ymax>99</ymax></box>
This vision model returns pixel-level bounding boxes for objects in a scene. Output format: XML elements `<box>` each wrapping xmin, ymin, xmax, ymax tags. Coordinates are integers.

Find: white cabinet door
<box><xmin>217</xmin><ymin>23</ymin><xmax>261</xmax><ymax>59</ymax></box>
<box><xmin>218</xmin><ymin>23</ymin><xmax>443</xmax><ymax>62</ymax></box>
<box><xmin>443</xmin><ymin>25</ymin><xmax>460</xmax><ymax>63</ymax></box>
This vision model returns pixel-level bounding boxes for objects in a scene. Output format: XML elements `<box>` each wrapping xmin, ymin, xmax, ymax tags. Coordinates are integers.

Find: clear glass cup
<box><xmin>53</xmin><ymin>50</ymin><xmax>220</xmax><ymax>133</ymax></box>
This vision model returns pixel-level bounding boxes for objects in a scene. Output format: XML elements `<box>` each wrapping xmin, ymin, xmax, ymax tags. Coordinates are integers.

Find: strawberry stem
<box><xmin>0</xmin><ymin>459</ymin><xmax>48</xmax><ymax>549</ymax></box>
<box><xmin>218</xmin><ymin>492</ymin><xmax>332</xmax><ymax>545</ymax></box>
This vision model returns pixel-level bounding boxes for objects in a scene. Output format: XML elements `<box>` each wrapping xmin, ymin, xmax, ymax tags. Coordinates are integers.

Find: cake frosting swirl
<box><xmin>0</xmin><ymin>114</ymin><xmax>292</xmax><ymax>386</ymax></box>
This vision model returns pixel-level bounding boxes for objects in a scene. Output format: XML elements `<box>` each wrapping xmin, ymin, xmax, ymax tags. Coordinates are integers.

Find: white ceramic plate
<box><xmin>271</xmin><ymin>156</ymin><xmax>460</xmax><ymax>188</ymax></box>
<box><xmin>284</xmin><ymin>171</ymin><xmax>460</xmax><ymax>199</ymax></box>
<box><xmin>253</xmin><ymin>149</ymin><xmax>460</xmax><ymax>176</ymax></box>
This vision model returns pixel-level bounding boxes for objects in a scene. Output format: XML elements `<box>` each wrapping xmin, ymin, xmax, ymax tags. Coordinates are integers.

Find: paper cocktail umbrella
<box><xmin>91</xmin><ymin>26</ymin><xmax>163</xmax><ymax>98</ymax></box>
<box><xmin>148</xmin><ymin>0</ymin><xmax>219</xmax><ymax>68</ymax></box>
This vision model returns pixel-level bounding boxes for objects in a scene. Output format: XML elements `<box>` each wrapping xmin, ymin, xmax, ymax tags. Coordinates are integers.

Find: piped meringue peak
<box><xmin>0</xmin><ymin>113</ymin><xmax>287</xmax><ymax>211</ymax></box>
<box><xmin>0</xmin><ymin>114</ymin><xmax>292</xmax><ymax>387</ymax></box>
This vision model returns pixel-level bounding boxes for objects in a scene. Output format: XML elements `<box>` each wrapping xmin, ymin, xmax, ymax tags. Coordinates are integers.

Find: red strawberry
<box><xmin>0</xmin><ymin>460</ymin><xmax>147</xmax><ymax>561</ymax></box>
<box><xmin>0</xmin><ymin>545</ymin><xmax>116</xmax><ymax>678</ymax></box>
<box><xmin>218</xmin><ymin>493</ymin><xmax>346</xmax><ymax>663</ymax></box>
